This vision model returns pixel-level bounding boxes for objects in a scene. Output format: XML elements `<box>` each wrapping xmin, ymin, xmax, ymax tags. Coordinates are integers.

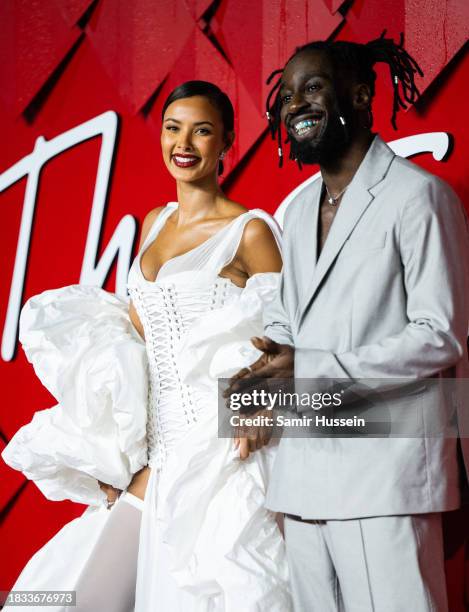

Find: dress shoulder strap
<box><xmin>139</xmin><ymin>202</ymin><xmax>177</xmax><ymax>253</ymax></box>
<box><xmin>208</xmin><ymin>208</ymin><xmax>282</xmax><ymax>274</ymax></box>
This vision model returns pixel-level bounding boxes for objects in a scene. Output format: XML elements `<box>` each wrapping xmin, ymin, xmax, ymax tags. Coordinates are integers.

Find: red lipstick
<box><xmin>172</xmin><ymin>154</ymin><xmax>201</xmax><ymax>168</ymax></box>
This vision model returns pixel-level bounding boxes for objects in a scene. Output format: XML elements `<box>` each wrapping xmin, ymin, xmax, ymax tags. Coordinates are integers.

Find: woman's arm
<box><xmin>237</xmin><ymin>218</ymin><xmax>282</xmax><ymax>276</ymax></box>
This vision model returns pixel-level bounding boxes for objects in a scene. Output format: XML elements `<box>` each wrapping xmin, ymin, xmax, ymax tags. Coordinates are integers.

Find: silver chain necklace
<box><xmin>324</xmin><ymin>183</ymin><xmax>348</xmax><ymax>206</ymax></box>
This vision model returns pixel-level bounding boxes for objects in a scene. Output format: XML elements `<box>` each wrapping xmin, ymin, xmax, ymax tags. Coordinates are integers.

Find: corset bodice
<box><xmin>127</xmin><ymin>273</ymin><xmax>242</xmax><ymax>469</ymax></box>
<box><xmin>126</xmin><ymin>203</ymin><xmax>280</xmax><ymax>470</ymax></box>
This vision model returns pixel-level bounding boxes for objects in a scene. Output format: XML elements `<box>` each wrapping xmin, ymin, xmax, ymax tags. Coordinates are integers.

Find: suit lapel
<box><xmin>299</xmin><ymin>179</ymin><xmax>322</xmax><ymax>271</ymax></box>
<box><xmin>297</xmin><ymin>135</ymin><xmax>396</xmax><ymax>327</ymax></box>
<box><xmin>291</xmin><ymin>179</ymin><xmax>322</xmax><ymax>326</ymax></box>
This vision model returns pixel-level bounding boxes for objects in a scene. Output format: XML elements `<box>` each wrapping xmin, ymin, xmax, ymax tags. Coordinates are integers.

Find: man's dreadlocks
<box><xmin>265</xmin><ymin>31</ymin><xmax>423</xmax><ymax>167</ymax></box>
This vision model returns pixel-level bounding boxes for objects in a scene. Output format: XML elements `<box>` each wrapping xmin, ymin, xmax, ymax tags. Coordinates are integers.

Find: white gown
<box><xmin>2</xmin><ymin>203</ymin><xmax>292</xmax><ymax>612</ymax></box>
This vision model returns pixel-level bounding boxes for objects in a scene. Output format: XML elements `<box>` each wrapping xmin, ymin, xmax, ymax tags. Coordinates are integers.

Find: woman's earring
<box><xmin>218</xmin><ymin>151</ymin><xmax>226</xmax><ymax>176</ymax></box>
<box><xmin>339</xmin><ymin>116</ymin><xmax>346</xmax><ymax>126</ymax></box>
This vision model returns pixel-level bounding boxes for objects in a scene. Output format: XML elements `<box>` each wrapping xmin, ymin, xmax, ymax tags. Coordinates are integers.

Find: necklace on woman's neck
<box><xmin>324</xmin><ymin>182</ymin><xmax>349</xmax><ymax>206</ymax></box>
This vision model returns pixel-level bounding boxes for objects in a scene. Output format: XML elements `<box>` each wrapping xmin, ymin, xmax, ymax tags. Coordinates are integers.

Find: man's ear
<box><xmin>352</xmin><ymin>83</ymin><xmax>372</xmax><ymax>111</ymax></box>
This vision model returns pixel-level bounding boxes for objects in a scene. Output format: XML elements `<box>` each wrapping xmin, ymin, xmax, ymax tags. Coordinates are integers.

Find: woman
<box><xmin>2</xmin><ymin>81</ymin><xmax>292</xmax><ymax>611</ymax></box>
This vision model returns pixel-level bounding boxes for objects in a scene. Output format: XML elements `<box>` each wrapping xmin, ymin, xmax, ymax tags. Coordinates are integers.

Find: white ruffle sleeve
<box><xmin>178</xmin><ymin>272</ymin><xmax>280</xmax><ymax>389</ymax></box>
<box><xmin>1</xmin><ymin>285</ymin><xmax>148</xmax><ymax>506</ymax></box>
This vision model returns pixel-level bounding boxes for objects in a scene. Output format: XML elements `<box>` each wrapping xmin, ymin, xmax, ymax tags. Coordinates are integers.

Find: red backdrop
<box><xmin>1</xmin><ymin>0</ymin><xmax>468</xmax><ymax>605</ymax></box>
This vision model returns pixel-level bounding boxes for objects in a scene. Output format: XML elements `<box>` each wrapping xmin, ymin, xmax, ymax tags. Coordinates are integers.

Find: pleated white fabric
<box><xmin>2</xmin><ymin>204</ymin><xmax>292</xmax><ymax>611</ymax></box>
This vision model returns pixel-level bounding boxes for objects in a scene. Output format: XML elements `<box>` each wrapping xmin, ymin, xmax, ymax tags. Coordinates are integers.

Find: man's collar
<box><xmin>343</xmin><ymin>134</ymin><xmax>396</xmax><ymax>193</ymax></box>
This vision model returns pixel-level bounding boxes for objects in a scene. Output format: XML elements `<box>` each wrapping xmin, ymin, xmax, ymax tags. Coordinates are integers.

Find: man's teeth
<box><xmin>294</xmin><ymin>118</ymin><xmax>320</xmax><ymax>135</ymax></box>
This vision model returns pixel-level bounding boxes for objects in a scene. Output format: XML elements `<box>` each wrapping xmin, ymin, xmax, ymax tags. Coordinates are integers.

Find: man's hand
<box><xmin>234</xmin><ymin>409</ymin><xmax>274</xmax><ymax>460</ymax></box>
<box><xmin>224</xmin><ymin>336</ymin><xmax>294</xmax><ymax>397</ymax></box>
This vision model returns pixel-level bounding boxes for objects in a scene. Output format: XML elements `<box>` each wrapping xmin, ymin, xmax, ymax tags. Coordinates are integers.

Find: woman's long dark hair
<box><xmin>162</xmin><ymin>80</ymin><xmax>234</xmax><ymax>175</ymax></box>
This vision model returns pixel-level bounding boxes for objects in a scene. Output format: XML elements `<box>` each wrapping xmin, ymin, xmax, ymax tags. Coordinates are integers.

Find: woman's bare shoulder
<box><xmin>220</xmin><ymin>200</ymin><xmax>278</xmax><ymax>243</ymax></box>
<box><xmin>242</xmin><ymin>216</ymin><xmax>279</xmax><ymax>246</ymax></box>
<box><xmin>238</xmin><ymin>216</ymin><xmax>282</xmax><ymax>274</ymax></box>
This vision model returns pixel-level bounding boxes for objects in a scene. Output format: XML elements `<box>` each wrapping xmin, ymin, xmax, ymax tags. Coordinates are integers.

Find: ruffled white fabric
<box><xmin>161</xmin><ymin>412</ymin><xmax>290</xmax><ymax>610</ymax></box>
<box><xmin>2</xmin><ymin>285</ymin><xmax>148</xmax><ymax>506</ymax></box>
<box><xmin>179</xmin><ymin>272</ymin><xmax>279</xmax><ymax>387</ymax></box>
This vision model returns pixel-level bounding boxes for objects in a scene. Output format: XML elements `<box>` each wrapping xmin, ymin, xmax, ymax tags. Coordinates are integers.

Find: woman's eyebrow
<box><xmin>163</xmin><ymin>118</ymin><xmax>214</xmax><ymax>126</ymax></box>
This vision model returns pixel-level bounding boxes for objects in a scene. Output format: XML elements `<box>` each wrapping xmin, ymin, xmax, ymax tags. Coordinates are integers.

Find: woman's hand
<box><xmin>234</xmin><ymin>409</ymin><xmax>274</xmax><ymax>460</ymax></box>
<box><xmin>98</xmin><ymin>481</ymin><xmax>122</xmax><ymax>507</ymax></box>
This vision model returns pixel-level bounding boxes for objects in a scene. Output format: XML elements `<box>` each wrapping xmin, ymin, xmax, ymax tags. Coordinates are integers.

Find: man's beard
<box><xmin>289</xmin><ymin>111</ymin><xmax>351</xmax><ymax>166</ymax></box>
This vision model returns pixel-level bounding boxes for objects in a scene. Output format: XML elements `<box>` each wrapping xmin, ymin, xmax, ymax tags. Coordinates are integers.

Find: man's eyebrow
<box><xmin>280</xmin><ymin>72</ymin><xmax>331</xmax><ymax>91</ymax></box>
<box><xmin>163</xmin><ymin>118</ymin><xmax>215</xmax><ymax>126</ymax></box>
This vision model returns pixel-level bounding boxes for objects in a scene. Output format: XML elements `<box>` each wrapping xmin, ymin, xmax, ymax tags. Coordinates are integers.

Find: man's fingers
<box><xmin>225</xmin><ymin>373</ymin><xmax>261</xmax><ymax>397</ymax></box>
<box><xmin>244</xmin><ymin>352</ymin><xmax>268</xmax><ymax>373</ymax></box>
<box><xmin>250</xmin><ymin>336</ymin><xmax>268</xmax><ymax>351</ymax></box>
<box><xmin>251</xmin><ymin>336</ymin><xmax>279</xmax><ymax>354</ymax></box>
<box><xmin>224</xmin><ymin>339</ymin><xmax>286</xmax><ymax>399</ymax></box>
<box><xmin>228</xmin><ymin>367</ymin><xmax>251</xmax><ymax>383</ymax></box>
<box><xmin>224</xmin><ymin>356</ymin><xmax>266</xmax><ymax>397</ymax></box>
<box><xmin>225</xmin><ymin>340</ymin><xmax>294</xmax><ymax>397</ymax></box>
<box><xmin>227</xmin><ymin>362</ymin><xmax>282</xmax><ymax>396</ymax></box>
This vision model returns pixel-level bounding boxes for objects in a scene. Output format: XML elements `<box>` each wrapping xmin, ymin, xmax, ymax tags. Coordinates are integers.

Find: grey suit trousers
<box><xmin>284</xmin><ymin>512</ymin><xmax>447</xmax><ymax>612</ymax></box>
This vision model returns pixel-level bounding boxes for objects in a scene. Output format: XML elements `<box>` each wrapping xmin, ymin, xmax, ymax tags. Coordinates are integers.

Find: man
<box><xmin>228</xmin><ymin>36</ymin><xmax>469</xmax><ymax>611</ymax></box>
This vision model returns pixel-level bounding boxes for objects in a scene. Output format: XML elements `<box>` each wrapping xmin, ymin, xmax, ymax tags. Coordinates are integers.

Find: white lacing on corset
<box><xmin>128</xmin><ymin>277</ymin><xmax>235</xmax><ymax>470</ymax></box>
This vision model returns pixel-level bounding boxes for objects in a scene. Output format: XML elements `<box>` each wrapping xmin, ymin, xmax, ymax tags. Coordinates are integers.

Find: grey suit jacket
<box><xmin>264</xmin><ymin>135</ymin><xmax>469</xmax><ymax>519</ymax></box>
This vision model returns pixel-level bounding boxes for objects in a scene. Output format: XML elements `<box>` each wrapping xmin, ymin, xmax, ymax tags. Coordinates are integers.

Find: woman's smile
<box><xmin>171</xmin><ymin>153</ymin><xmax>201</xmax><ymax>168</ymax></box>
